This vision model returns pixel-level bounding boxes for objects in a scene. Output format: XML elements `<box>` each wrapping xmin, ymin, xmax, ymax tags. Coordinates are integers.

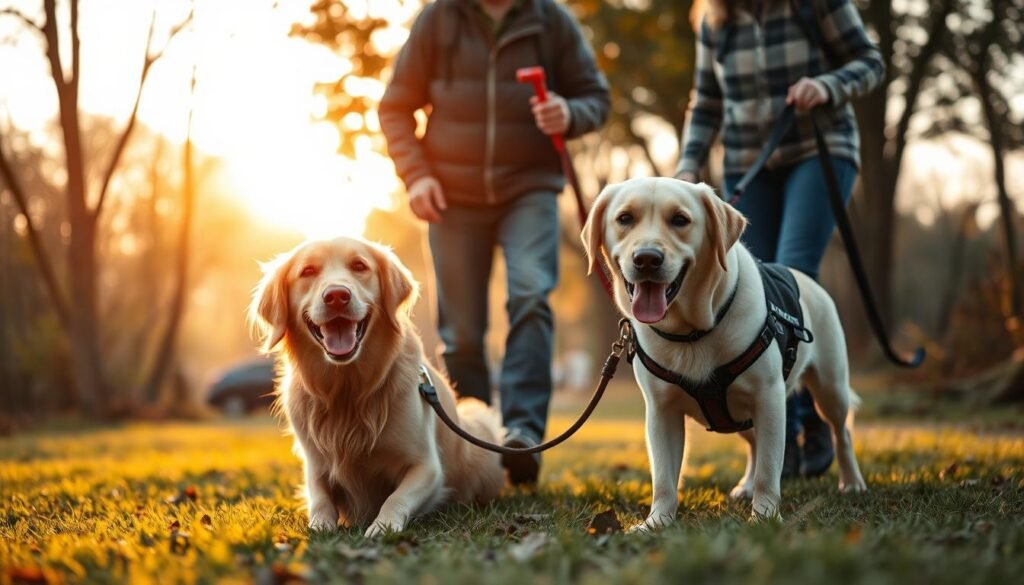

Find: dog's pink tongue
<box><xmin>321</xmin><ymin>318</ymin><xmax>357</xmax><ymax>356</ymax></box>
<box><xmin>631</xmin><ymin>282</ymin><xmax>668</xmax><ymax>323</ymax></box>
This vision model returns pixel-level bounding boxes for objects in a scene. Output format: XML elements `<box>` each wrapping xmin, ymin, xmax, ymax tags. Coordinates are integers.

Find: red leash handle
<box><xmin>516</xmin><ymin>66</ymin><xmax>565</xmax><ymax>153</ymax></box>
<box><xmin>516</xmin><ymin>66</ymin><xmax>614</xmax><ymax>299</ymax></box>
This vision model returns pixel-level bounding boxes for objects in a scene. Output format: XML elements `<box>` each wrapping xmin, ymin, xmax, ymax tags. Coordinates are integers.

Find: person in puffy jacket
<box><xmin>379</xmin><ymin>0</ymin><xmax>610</xmax><ymax>485</ymax></box>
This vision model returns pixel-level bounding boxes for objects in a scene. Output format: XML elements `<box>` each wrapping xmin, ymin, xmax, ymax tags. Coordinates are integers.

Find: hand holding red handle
<box><xmin>516</xmin><ymin>66</ymin><xmax>565</xmax><ymax>153</ymax></box>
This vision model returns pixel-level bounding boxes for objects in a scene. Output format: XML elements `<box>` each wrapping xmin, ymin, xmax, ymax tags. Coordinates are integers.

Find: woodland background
<box><xmin>1</xmin><ymin>0</ymin><xmax>1022</xmax><ymax>426</ymax></box>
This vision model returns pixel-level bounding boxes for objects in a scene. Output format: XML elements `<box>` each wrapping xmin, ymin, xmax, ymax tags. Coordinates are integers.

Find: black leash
<box><xmin>418</xmin><ymin>320</ymin><xmax>631</xmax><ymax>455</ymax></box>
<box><xmin>731</xmin><ymin>105</ymin><xmax>924</xmax><ymax>368</ymax></box>
<box><xmin>729</xmin><ymin>106</ymin><xmax>795</xmax><ymax>205</ymax></box>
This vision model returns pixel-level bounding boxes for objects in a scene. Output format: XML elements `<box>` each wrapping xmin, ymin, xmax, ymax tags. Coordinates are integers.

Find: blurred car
<box><xmin>206</xmin><ymin>359</ymin><xmax>277</xmax><ymax>416</ymax></box>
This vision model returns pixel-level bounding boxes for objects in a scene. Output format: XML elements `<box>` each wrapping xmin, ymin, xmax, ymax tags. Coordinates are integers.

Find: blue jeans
<box><xmin>725</xmin><ymin>155</ymin><xmax>857</xmax><ymax>442</ymax></box>
<box><xmin>428</xmin><ymin>191</ymin><xmax>558</xmax><ymax>443</ymax></box>
<box><xmin>725</xmin><ymin>156</ymin><xmax>857</xmax><ymax>280</ymax></box>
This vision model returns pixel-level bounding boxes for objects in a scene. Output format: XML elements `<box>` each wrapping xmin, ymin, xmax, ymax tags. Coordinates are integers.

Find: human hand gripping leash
<box><xmin>517</xmin><ymin>67</ymin><xmax>614</xmax><ymax>297</ymax></box>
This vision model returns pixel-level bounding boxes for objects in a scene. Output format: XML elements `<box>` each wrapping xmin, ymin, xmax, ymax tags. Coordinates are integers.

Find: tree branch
<box><xmin>891</xmin><ymin>0</ymin><xmax>953</xmax><ymax>167</ymax></box>
<box><xmin>142</xmin><ymin>61</ymin><xmax>198</xmax><ymax>405</ymax></box>
<box><xmin>0</xmin><ymin>139</ymin><xmax>71</xmax><ymax>327</ymax></box>
<box><xmin>0</xmin><ymin>8</ymin><xmax>43</xmax><ymax>33</ymax></box>
<box><xmin>41</xmin><ymin>0</ymin><xmax>64</xmax><ymax>91</ymax></box>
<box><xmin>92</xmin><ymin>9</ymin><xmax>192</xmax><ymax>218</ymax></box>
<box><xmin>625</xmin><ymin>109</ymin><xmax>664</xmax><ymax>176</ymax></box>
<box><xmin>70</xmin><ymin>0</ymin><xmax>80</xmax><ymax>90</ymax></box>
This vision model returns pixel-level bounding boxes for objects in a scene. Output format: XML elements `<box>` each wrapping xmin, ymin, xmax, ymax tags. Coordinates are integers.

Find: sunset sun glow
<box><xmin>1</xmin><ymin>0</ymin><xmax>407</xmax><ymax>239</ymax></box>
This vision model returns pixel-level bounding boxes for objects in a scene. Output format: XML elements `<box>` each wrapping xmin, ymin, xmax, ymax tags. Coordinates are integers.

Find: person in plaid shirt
<box><xmin>676</xmin><ymin>0</ymin><xmax>884</xmax><ymax>479</ymax></box>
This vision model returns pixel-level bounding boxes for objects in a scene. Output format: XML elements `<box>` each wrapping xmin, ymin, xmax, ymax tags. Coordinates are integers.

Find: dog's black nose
<box><xmin>632</xmin><ymin>248</ymin><xmax>664</xmax><ymax>271</ymax></box>
<box><xmin>322</xmin><ymin>286</ymin><xmax>352</xmax><ymax>307</ymax></box>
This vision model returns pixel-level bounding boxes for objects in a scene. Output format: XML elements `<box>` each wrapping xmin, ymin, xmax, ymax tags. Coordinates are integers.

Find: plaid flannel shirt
<box><xmin>676</xmin><ymin>0</ymin><xmax>884</xmax><ymax>178</ymax></box>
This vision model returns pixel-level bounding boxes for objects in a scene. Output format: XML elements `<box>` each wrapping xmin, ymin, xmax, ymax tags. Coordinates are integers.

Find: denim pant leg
<box><xmin>725</xmin><ymin>170</ymin><xmax>786</xmax><ymax>264</ymax></box>
<box><xmin>776</xmin><ymin>156</ymin><xmax>858</xmax><ymax>280</ymax></box>
<box><xmin>496</xmin><ymin>191</ymin><xmax>559</xmax><ymax>442</ymax></box>
<box><xmin>428</xmin><ymin>206</ymin><xmax>497</xmax><ymax>404</ymax></box>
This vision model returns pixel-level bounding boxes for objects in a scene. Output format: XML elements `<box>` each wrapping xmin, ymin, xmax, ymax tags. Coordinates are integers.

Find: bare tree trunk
<box><xmin>974</xmin><ymin>58</ymin><xmax>1022</xmax><ymax>340</ymax></box>
<box><xmin>846</xmin><ymin>0</ymin><xmax>952</xmax><ymax>354</ymax></box>
<box><xmin>852</xmin><ymin>89</ymin><xmax>897</xmax><ymax>325</ymax></box>
<box><xmin>936</xmin><ymin>204</ymin><xmax>979</xmax><ymax>340</ymax></box>
<box><xmin>0</xmin><ymin>140</ymin><xmax>70</xmax><ymax>329</ymax></box>
<box><xmin>41</xmin><ymin>0</ymin><xmax>110</xmax><ymax>416</ymax></box>
<box><xmin>142</xmin><ymin>64</ymin><xmax>197</xmax><ymax>406</ymax></box>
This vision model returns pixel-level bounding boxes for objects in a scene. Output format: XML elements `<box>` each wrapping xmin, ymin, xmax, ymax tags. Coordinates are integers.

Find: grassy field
<box><xmin>2</xmin><ymin>388</ymin><xmax>1023</xmax><ymax>584</ymax></box>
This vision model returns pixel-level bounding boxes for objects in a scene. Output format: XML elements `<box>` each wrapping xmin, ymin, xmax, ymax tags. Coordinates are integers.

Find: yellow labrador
<box><xmin>582</xmin><ymin>177</ymin><xmax>866</xmax><ymax>529</ymax></box>
<box><xmin>250</xmin><ymin>237</ymin><xmax>504</xmax><ymax>536</ymax></box>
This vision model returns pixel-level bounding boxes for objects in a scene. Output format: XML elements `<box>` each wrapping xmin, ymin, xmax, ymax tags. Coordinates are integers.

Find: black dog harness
<box><xmin>630</xmin><ymin>262</ymin><xmax>814</xmax><ymax>433</ymax></box>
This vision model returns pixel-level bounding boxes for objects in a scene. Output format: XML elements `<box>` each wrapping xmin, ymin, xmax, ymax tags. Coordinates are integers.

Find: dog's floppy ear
<box><xmin>581</xmin><ymin>183</ymin><xmax>623</xmax><ymax>275</ymax></box>
<box><xmin>250</xmin><ymin>253</ymin><xmax>293</xmax><ymax>352</ymax></box>
<box><xmin>370</xmin><ymin>243</ymin><xmax>419</xmax><ymax>333</ymax></box>
<box><xmin>699</xmin><ymin>184</ymin><xmax>747</xmax><ymax>271</ymax></box>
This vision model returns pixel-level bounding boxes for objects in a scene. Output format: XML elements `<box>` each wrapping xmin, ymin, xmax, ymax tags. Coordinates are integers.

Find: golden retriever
<box><xmin>250</xmin><ymin>236</ymin><xmax>504</xmax><ymax>536</ymax></box>
<box><xmin>582</xmin><ymin>177</ymin><xmax>866</xmax><ymax>530</ymax></box>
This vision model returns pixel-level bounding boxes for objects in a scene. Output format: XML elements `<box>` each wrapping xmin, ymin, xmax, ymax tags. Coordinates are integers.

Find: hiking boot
<box><xmin>801</xmin><ymin>408</ymin><xmax>835</xmax><ymax>478</ymax></box>
<box><xmin>502</xmin><ymin>430</ymin><xmax>541</xmax><ymax>486</ymax></box>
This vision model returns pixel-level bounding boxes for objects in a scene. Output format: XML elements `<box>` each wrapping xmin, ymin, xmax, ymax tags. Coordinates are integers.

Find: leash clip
<box><xmin>417</xmin><ymin>365</ymin><xmax>440</xmax><ymax>405</ymax></box>
<box><xmin>612</xmin><ymin>318</ymin><xmax>633</xmax><ymax>357</ymax></box>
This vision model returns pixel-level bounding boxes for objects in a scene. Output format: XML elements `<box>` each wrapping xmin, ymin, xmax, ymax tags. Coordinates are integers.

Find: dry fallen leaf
<box><xmin>391</xmin><ymin>535</ymin><xmax>419</xmax><ymax>556</ymax></box>
<box><xmin>169</xmin><ymin>529</ymin><xmax>191</xmax><ymax>555</ymax></box>
<box><xmin>939</xmin><ymin>462</ymin><xmax>959</xmax><ymax>481</ymax></box>
<box><xmin>513</xmin><ymin>513</ymin><xmax>549</xmax><ymax>523</ymax></box>
<box><xmin>990</xmin><ymin>475</ymin><xmax>1009</xmax><ymax>492</ymax></box>
<box><xmin>5</xmin><ymin>567</ymin><xmax>48</xmax><ymax>585</ymax></box>
<box><xmin>587</xmin><ymin>509</ymin><xmax>623</xmax><ymax>536</ymax></box>
<box><xmin>166</xmin><ymin>485</ymin><xmax>199</xmax><ymax>506</ymax></box>
<box><xmin>844</xmin><ymin>524</ymin><xmax>863</xmax><ymax>544</ymax></box>
<box><xmin>493</xmin><ymin>522</ymin><xmax>521</xmax><ymax>537</ymax></box>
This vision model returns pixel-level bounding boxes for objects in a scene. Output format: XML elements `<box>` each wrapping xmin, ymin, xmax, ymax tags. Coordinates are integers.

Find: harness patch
<box><xmin>759</xmin><ymin>262</ymin><xmax>814</xmax><ymax>378</ymax></box>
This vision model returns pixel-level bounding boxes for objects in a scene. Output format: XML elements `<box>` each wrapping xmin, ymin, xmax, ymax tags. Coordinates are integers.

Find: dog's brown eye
<box><xmin>299</xmin><ymin>265</ymin><xmax>318</xmax><ymax>278</ymax></box>
<box><xmin>616</xmin><ymin>212</ymin><xmax>634</xmax><ymax>226</ymax></box>
<box><xmin>351</xmin><ymin>260</ymin><xmax>369</xmax><ymax>273</ymax></box>
<box><xmin>670</xmin><ymin>214</ymin><xmax>691</xmax><ymax>228</ymax></box>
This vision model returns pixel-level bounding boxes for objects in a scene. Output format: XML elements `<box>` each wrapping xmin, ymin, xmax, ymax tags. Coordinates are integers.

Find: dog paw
<box><xmin>307</xmin><ymin>502</ymin><xmax>338</xmax><ymax>532</ymax></box>
<box><xmin>729</xmin><ymin>484</ymin><xmax>754</xmax><ymax>500</ymax></box>
<box><xmin>364</xmin><ymin>519</ymin><xmax>403</xmax><ymax>538</ymax></box>
<box><xmin>308</xmin><ymin>514</ymin><xmax>337</xmax><ymax>532</ymax></box>
<box><xmin>840</xmin><ymin>478</ymin><xmax>867</xmax><ymax>493</ymax></box>
<box><xmin>628</xmin><ymin>513</ymin><xmax>675</xmax><ymax>534</ymax></box>
<box><xmin>745</xmin><ymin>506</ymin><xmax>782</xmax><ymax>524</ymax></box>
<box><xmin>748</xmin><ymin>507</ymin><xmax>784</xmax><ymax>523</ymax></box>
